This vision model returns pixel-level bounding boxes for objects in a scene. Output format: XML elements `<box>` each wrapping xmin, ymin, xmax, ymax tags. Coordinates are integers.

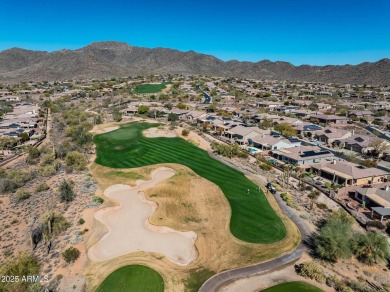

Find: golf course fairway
<box><xmin>93</xmin><ymin>122</ymin><xmax>286</xmax><ymax>243</ymax></box>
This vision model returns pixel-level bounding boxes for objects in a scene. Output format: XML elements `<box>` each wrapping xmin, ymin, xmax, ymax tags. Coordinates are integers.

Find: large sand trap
<box><xmin>88</xmin><ymin>167</ymin><xmax>198</xmax><ymax>266</ymax></box>
<box><xmin>143</xmin><ymin>127</ymin><xmax>177</xmax><ymax>138</ymax></box>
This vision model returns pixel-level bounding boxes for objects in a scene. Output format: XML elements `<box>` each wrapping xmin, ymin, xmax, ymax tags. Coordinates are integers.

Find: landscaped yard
<box><xmin>135</xmin><ymin>83</ymin><xmax>170</xmax><ymax>94</ymax></box>
<box><xmin>93</xmin><ymin>122</ymin><xmax>286</xmax><ymax>243</ymax></box>
<box><xmin>96</xmin><ymin>265</ymin><xmax>164</xmax><ymax>292</ymax></box>
<box><xmin>261</xmin><ymin>281</ymin><xmax>323</xmax><ymax>292</ymax></box>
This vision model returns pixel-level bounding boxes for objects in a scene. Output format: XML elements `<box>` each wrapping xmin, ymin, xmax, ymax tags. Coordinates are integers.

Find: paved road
<box><xmin>199</xmin><ymin>153</ymin><xmax>311</xmax><ymax>292</ymax></box>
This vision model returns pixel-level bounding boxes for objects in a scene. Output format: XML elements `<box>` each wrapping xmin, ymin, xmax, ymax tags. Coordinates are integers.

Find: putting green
<box><xmin>261</xmin><ymin>281</ymin><xmax>324</xmax><ymax>292</ymax></box>
<box><xmin>93</xmin><ymin>122</ymin><xmax>286</xmax><ymax>243</ymax></box>
<box><xmin>96</xmin><ymin>265</ymin><xmax>164</xmax><ymax>292</ymax></box>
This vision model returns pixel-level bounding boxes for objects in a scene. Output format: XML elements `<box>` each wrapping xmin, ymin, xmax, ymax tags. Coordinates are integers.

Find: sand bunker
<box><xmin>143</xmin><ymin>127</ymin><xmax>177</xmax><ymax>138</ymax></box>
<box><xmin>88</xmin><ymin>167</ymin><xmax>198</xmax><ymax>266</ymax></box>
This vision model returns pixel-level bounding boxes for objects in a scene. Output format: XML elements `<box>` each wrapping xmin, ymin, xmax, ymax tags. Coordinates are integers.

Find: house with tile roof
<box><xmin>311</xmin><ymin>160</ymin><xmax>389</xmax><ymax>187</ymax></box>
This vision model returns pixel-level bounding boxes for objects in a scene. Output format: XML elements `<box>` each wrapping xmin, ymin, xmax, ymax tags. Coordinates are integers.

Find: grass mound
<box><xmin>96</xmin><ymin>265</ymin><xmax>164</xmax><ymax>292</ymax></box>
<box><xmin>262</xmin><ymin>281</ymin><xmax>323</xmax><ymax>292</ymax></box>
<box><xmin>93</xmin><ymin>122</ymin><xmax>286</xmax><ymax>243</ymax></box>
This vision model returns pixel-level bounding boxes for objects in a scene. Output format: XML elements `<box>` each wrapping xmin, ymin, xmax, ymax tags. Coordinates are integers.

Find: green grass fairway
<box><xmin>93</xmin><ymin>122</ymin><xmax>286</xmax><ymax>243</ymax></box>
<box><xmin>96</xmin><ymin>265</ymin><xmax>164</xmax><ymax>292</ymax></box>
<box><xmin>135</xmin><ymin>83</ymin><xmax>168</xmax><ymax>94</ymax></box>
<box><xmin>262</xmin><ymin>281</ymin><xmax>324</xmax><ymax>292</ymax></box>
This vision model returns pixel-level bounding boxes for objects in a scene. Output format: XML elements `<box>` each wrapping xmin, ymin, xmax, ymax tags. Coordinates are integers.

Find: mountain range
<box><xmin>0</xmin><ymin>41</ymin><xmax>389</xmax><ymax>85</ymax></box>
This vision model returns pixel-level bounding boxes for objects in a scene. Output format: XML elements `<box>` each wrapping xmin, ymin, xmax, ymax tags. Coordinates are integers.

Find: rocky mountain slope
<box><xmin>0</xmin><ymin>41</ymin><xmax>389</xmax><ymax>84</ymax></box>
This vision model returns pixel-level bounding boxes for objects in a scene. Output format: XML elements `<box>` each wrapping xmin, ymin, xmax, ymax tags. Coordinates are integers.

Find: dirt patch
<box><xmin>143</xmin><ymin>127</ymin><xmax>177</xmax><ymax>138</ymax></box>
<box><xmin>90</xmin><ymin>124</ymin><xmax>119</xmax><ymax>135</ymax></box>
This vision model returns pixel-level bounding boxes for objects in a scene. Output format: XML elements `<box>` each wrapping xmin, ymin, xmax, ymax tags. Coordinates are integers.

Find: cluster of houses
<box><xmin>0</xmin><ymin>103</ymin><xmax>43</xmax><ymax>141</ymax></box>
<box><xmin>115</xmin><ymin>101</ymin><xmax>389</xmax><ymax>222</ymax></box>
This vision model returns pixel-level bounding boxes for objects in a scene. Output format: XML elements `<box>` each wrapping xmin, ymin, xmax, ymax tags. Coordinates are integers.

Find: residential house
<box><xmin>249</xmin><ymin>135</ymin><xmax>300</xmax><ymax>151</ymax></box>
<box><xmin>337</xmin><ymin>134</ymin><xmax>385</xmax><ymax>154</ymax></box>
<box><xmin>310</xmin><ymin>114</ymin><xmax>348</xmax><ymax>125</ymax></box>
<box><xmin>256</xmin><ymin>101</ymin><xmax>282</xmax><ymax>110</ymax></box>
<box><xmin>354</xmin><ymin>186</ymin><xmax>390</xmax><ymax>221</ymax></box>
<box><xmin>182</xmin><ymin>111</ymin><xmax>207</xmax><ymax>123</ymax></box>
<box><xmin>315</xmin><ymin>127</ymin><xmax>352</xmax><ymax>145</ymax></box>
<box><xmin>224</xmin><ymin>126</ymin><xmax>266</xmax><ymax>145</ymax></box>
<box><xmin>293</xmin><ymin>123</ymin><xmax>322</xmax><ymax>138</ymax></box>
<box><xmin>311</xmin><ymin>160</ymin><xmax>389</xmax><ymax>187</ymax></box>
<box><xmin>271</xmin><ymin>145</ymin><xmax>335</xmax><ymax>168</ymax></box>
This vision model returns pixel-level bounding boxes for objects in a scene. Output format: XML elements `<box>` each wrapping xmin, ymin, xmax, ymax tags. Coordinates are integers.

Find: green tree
<box><xmin>18</xmin><ymin>132</ymin><xmax>30</xmax><ymax>142</ymax></box>
<box><xmin>258</xmin><ymin>119</ymin><xmax>273</xmax><ymax>129</ymax></box>
<box><xmin>308</xmin><ymin>103</ymin><xmax>319</xmax><ymax>111</ymax></box>
<box><xmin>274</xmin><ymin>123</ymin><xmax>297</xmax><ymax>137</ymax></box>
<box><xmin>314</xmin><ymin>210</ymin><xmax>355</xmax><ymax>262</ymax></box>
<box><xmin>137</xmin><ymin>105</ymin><xmax>150</xmax><ymax>114</ymax></box>
<box><xmin>177</xmin><ymin>103</ymin><xmax>188</xmax><ymax>110</ymax></box>
<box><xmin>168</xmin><ymin>113</ymin><xmax>178</xmax><ymax>122</ymax></box>
<box><xmin>182</xmin><ymin>129</ymin><xmax>190</xmax><ymax>136</ymax></box>
<box><xmin>352</xmin><ymin>231</ymin><xmax>390</xmax><ymax>265</ymax></box>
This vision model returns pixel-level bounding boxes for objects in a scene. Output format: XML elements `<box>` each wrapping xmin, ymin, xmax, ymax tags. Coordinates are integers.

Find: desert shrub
<box><xmin>0</xmin><ymin>253</ymin><xmax>40</xmax><ymax>291</ymax></box>
<box><xmin>27</xmin><ymin>146</ymin><xmax>41</xmax><ymax>162</ymax></box>
<box><xmin>78</xmin><ymin>218</ymin><xmax>85</xmax><ymax>225</ymax></box>
<box><xmin>182</xmin><ymin>129</ymin><xmax>190</xmax><ymax>136</ymax></box>
<box><xmin>352</xmin><ymin>231</ymin><xmax>390</xmax><ymax>265</ymax></box>
<box><xmin>366</xmin><ymin>220</ymin><xmax>385</xmax><ymax>230</ymax></box>
<box><xmin>15</xmin><ymin>189</ymin><xmax>31</xmax><ymax>202</ymax></box>
<box><xmin>38</xmin><ymin>165</ymin><xmax>57</xmax><ymax>177</ymax></box>
<box><xmin>65</xmin><ymin>151</ymin><xmax>88</xmax><ymax>171</ymax></box>
<box><xmin>3</xmin><ymin>169</ymin><xmax>34</xmax><ymax>191</ymax></box>
<box><xmin>36</xmin><ymin>182</ymin><xmax>50</xmax><ymax>192</ymax></box>
<box><xmin>316</xmin><ymin>203</ymin><xmax>328</xmax><ymax>210</ymax></box>
<box><xmin>346</xmin><ymin>280</ymin><xmax>374</xmax><ymax>292</ymax></box>
<box><xmin>259</xmin><ymin>163</ymin><xmax>272</xmax><ymax>171</ymax></box>
<box><xmin>40</xmin><ymin>152</ymin><xmax>55</xmax><ymax>165</ymax></box>
<box><xmin>0</xmin><ymin>178</ymin><xmax>17</xmax><ymax>192</ymax></box>
<box><xmin>59</xmin><ymin>180</ymin><xmax>75</xmax><ymax>202</ymax></box>
<box><xmin>56</xmin><ymin>140</ymin><xmax>73</xmax><ymax>159</ymax></box>
<box><xmin>280</xmin><ymin>193</ymin><xmax>289</xmax><ymax>201</ymax></box>
<box><xmin>296</xmin><ymin>261</ymin><xmax>326</xmax><ymax>283</ymax></box>
<box><xmin>62</xmin><ymin>247</ymin><xmax>80</xmax><ymax>264</ymax></box>
<box><xmin>78</xmin><ymin>228</ymin><xmax>88</xmax><ymax>235</ymax></box>
<box><xmin>92</xmin><ymin>196</ymin><xmax>104</xmax><ymax>204</ymax></box>
<box><xmin>326</xmin><ymin>276</ymin><xmax>345</xmax><ymax>290</ymax></box>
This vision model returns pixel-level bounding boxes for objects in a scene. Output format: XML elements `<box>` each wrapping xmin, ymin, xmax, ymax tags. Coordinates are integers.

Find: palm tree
<box><xmin>352</xmin><ymin>231</ymin><xmax>390</xmax><ymax>265</ymax></box>
<box><xmin>308</xmin><ymin>190</ymin><xmax>320</xmax><ymax>209</ymax></box>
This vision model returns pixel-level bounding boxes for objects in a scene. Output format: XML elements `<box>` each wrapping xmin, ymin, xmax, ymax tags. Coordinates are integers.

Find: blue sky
<box><xmin>1</xmin><ymin>0</ymin><xmax>389</xmax><ymax>65</ymax></box>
